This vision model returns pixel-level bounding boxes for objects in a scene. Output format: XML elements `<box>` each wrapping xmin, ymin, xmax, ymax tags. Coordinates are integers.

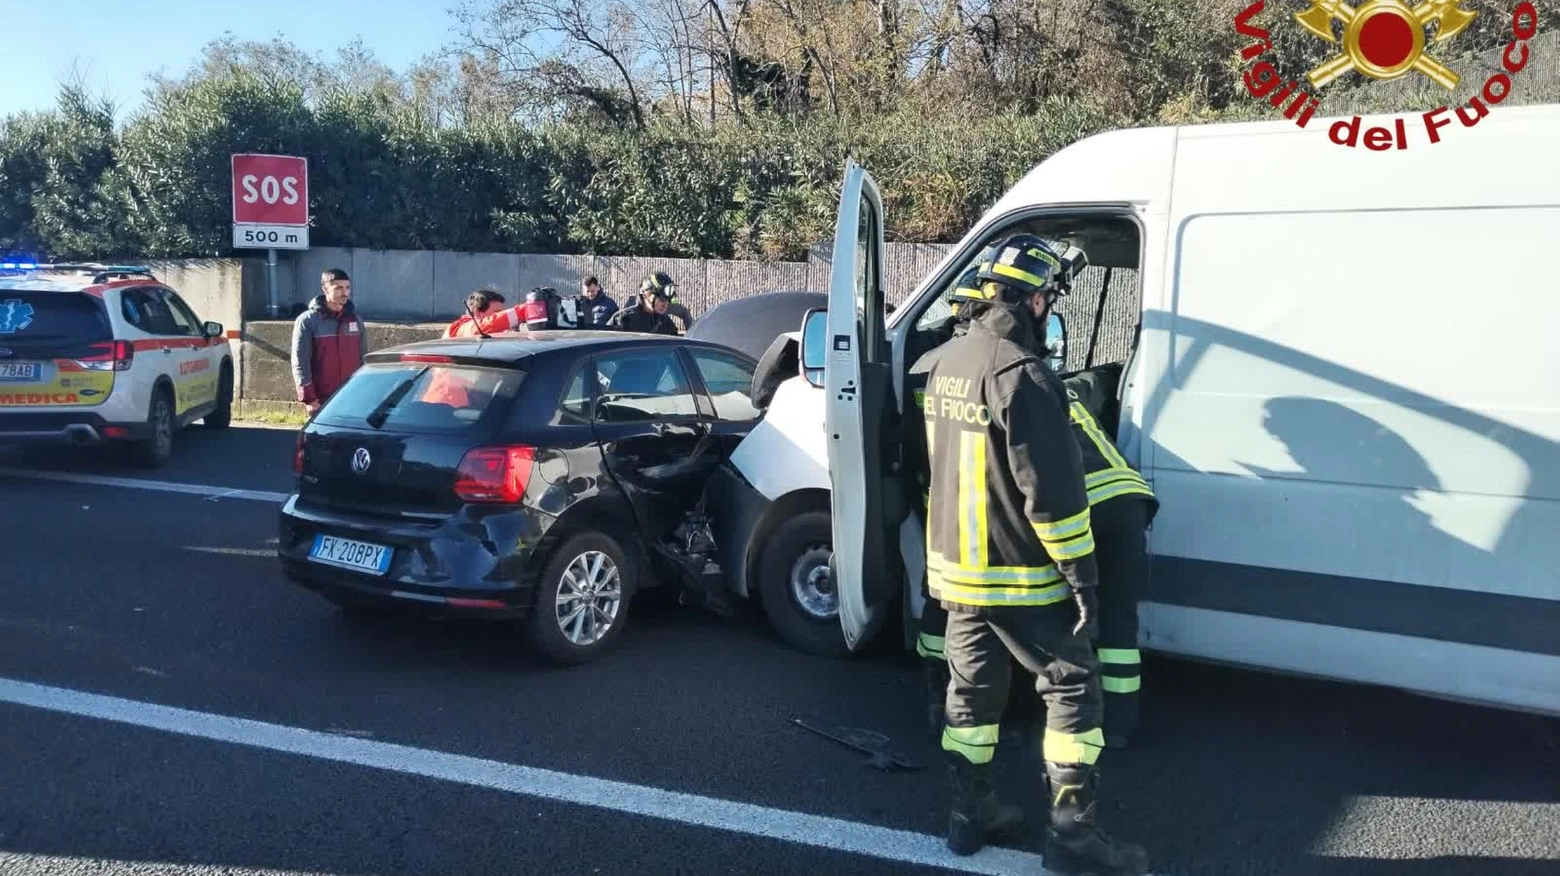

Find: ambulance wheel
<box><xmin>131</xmin><ymin>386</ymin><xmax>175</xmax><ymax>469</ymax></box>
<box><xmin>758</xmin><ymin>510</ymin><xmax>851</xmax><ymax>658</ymax></box>
<box><xmin>203</xmin><ymin>362</ymin><xmax>233</xmax><ymax>430</ymax></box>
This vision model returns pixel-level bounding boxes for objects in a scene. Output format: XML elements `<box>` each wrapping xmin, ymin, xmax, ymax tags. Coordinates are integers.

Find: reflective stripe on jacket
<box><xmin>920</xmin><ymin>303</ymin><xmax>1099</xmax><ymax>608</ymax></box>
<box><xmin>1066</xmin><ymin>391</ymin><xmax>1157</xmax><ymax>508</ymax></box>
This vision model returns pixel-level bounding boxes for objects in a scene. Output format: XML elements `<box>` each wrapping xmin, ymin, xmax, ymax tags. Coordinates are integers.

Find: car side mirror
<box><xmin>1044</xmin><ymin>312</ymin><xmax>1066</xmax><ymax>372</ymax></box>
<box><xmin>203</xmin><ymin>321</ymin><xmax>224</xmax><ymax>339</ymax></box>
<box><xmin>800</xmin><ymin>308</ymin><xmax>827</xmax><ymax>389</ymax></box>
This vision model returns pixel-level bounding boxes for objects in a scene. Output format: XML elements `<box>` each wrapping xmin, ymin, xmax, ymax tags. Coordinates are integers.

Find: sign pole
<box><xmin>266</xmin><ymin>248</ymin><xmax>280</xmax><ymax>318</ymax></box>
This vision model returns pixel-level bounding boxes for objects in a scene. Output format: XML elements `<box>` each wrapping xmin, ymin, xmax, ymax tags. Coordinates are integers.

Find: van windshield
<box><xmin>315</xmin><ymin>362</ymin><xmax>524</xmax><ymax>434</ymax></box>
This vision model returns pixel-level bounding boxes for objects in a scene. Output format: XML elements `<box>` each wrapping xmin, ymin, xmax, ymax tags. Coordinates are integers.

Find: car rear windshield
<box><xmin>0</xmin><ymin>290</ymin><xmax>112</xmax><ymax>344</ymax></box>
<box><xmin>314</xmin><ymin>361</ymin><xmax>525</xmax><ymax>434</ymax></box>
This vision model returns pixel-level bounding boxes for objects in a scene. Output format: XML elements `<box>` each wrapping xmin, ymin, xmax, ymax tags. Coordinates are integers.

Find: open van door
<box><xmin>810</xmin><ymin>159</ymin><xmax>902</xmax><ymax>651</ymax></box>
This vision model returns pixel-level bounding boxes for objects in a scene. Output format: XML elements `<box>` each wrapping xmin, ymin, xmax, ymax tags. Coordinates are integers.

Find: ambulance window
<box><xmin>159</xmin><ymin>290</ymin><xmax>201</xmax><ymax>337</ymax></box>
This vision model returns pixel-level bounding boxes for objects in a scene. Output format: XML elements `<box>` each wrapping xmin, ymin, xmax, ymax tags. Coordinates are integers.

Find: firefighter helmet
<box><xmin>962</xmin><ymin>234</ymin><xmax>1063</xmax><ymax>305</ymax></box>
<box><xmin>640</xmin><ymin>270</ymin><xmax>677</xmax><ymax>301</ymax></box>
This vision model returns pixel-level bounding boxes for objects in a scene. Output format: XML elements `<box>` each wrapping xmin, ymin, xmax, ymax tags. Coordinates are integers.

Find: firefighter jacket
<box><xmin>1061</xmin><ymin>372</ymin><xmax>1159</xmax><ymax>517</ymax></box>
<box><xmin>921</xmin><ymin>302</ymin><xmax>1100</xmax><ymax>608</ymax></box>
<box><xmin>913</xmin><ymin>324</ymin><xmax>1158</xmax><ymax>517</ymax></box>
<box><xmin>608</xmin><ymin>302</ymin><xmax>684</xmax><ymax>335</ymax></box>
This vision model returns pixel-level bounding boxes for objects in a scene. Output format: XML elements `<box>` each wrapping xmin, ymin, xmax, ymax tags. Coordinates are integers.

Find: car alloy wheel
<box><xmin>555</xmin><ymin>550</ymin><xmax>623</xmax><ymax>646</ymax></box>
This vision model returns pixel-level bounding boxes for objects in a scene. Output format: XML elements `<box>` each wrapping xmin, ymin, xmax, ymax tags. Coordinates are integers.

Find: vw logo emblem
<box><xmin>350</xmin><ymin>447</ymin><xmax>372</xmax><ymax>474</ymax></box>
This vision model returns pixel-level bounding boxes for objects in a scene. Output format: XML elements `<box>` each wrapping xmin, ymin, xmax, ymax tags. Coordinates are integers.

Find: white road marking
<box><xmin>184</xmin><ymin>546</ymin><xmax>276</xmax><ymax>558</ymax></box>
<box><xmin>0</xmin><ymin>677</ymin><xmax>1062</xmax><ymax>876</ymax></box>
<box><xmin>0</xmin><ymin>467</ymin><xmax>288</xmax><ymax>504</ymax></box>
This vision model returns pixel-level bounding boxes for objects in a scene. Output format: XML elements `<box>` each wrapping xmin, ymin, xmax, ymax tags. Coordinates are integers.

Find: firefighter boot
<box><xmin>923</xmin><ymin>657</ymin><xmax>949</xmax><ymax>738</ymax></box>
<box><xmin>1042</xmin><ymin>762</ymin><xmax>1151</xmax><ymax>876</ymax></box>
<box><xmin>945</xmin><ymin>753</ymin><xmax>1024</xmax><ymax>856</ymax></box>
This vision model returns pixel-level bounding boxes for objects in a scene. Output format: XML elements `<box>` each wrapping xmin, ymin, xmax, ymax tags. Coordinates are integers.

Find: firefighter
<box><xmin>1061</xmin><ymin>371</ymin><xmax>1158</xmax><ymax>748</ymax></box>
<box><xmin>608</xmin><ymin>271</ymin><xmax>684</xmax><ymax>335</ymax></box>
<box><xmin>915</xmin><ymin>233</ymin><xmax>1149</xmax><ymax>875</ymax></box>
<box><xmin>913</xmin><ymin>270</ymin><xmax>1158</xmax><ymax>749</ymax></box>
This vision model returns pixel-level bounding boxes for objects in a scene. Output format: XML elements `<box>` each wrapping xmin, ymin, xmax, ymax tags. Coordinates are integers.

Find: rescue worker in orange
<box><xmin>423</xmin><ymin>288</ymin><xmax>526</xmax><ymax>407</ymax></box>
<box><xmin>444</xmin><ymin>288</ymin><xmax>526</xmax><ymax>338</ymax></box>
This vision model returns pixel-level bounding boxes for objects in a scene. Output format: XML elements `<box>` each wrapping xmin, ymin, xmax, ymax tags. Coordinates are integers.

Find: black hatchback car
<box><xmin>278</xmin><ymin>330</ymin><xmax>765</xmax><ymax>665</ymax></box>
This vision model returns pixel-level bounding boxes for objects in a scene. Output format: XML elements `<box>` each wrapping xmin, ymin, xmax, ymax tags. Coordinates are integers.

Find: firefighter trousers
<box><xmin>1092</xmin><ymin>495</ymin><xmax>1153</xmax><ymax>742</ymax></box>
<box><xmin>939</xmin><ymin>603</ymin><xmax>1106</xmax><ymax>767</ymax></box>
<box><xmin>917</xmin><ymin>494</ymin><xmax>1153</xmax><ymax>742</ymax></box>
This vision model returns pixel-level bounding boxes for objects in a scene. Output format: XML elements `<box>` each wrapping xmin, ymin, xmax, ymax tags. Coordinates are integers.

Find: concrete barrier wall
<box><xmin>241</xmin><ymin>319</ymin><xmax>451</xmax><ymax>403</ymax></box>
<box><xmin>255</xmin><ymin>242</ymin><xmax>955</xmax><ymax>321</ymax></box>
<box><xmin>143</xmin><ymin>240</ymin><xmax>960</xmax><ymax>407</ymax></box>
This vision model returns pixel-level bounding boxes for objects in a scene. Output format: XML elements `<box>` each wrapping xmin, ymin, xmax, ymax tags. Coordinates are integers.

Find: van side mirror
<box><xmin>203</xmin><ymin>321</ymin><xmax>224</xmax><ymax>339</ymax></box>
<box><xmin>800</xmin><ymin>308</ymin><xmax>827</xmax><ymax>388</ymax></box>
<box><xmin>1044</xmin><ymin>312</ymin><xmax>1066</xmax><ymax>372</ymax></box>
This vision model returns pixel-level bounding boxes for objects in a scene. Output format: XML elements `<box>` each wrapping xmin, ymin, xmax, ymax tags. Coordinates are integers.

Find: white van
<box><xmin>714</xmin><ymin>103</ymin><xmax>1560</xmax><ymax>718</ymax></box>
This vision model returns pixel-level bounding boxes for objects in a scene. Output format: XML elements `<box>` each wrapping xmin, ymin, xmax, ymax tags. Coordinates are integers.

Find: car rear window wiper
<box><xmin>364</xmin><ymin>366</ymin><xmax>429</xmax><ymax>429</ymax></box>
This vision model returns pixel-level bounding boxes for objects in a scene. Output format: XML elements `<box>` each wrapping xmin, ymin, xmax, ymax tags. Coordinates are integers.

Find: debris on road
<box><xmin>789</xmin><ymin>717</ymin><xmax>922</xmax><ymax>772</ymax></box>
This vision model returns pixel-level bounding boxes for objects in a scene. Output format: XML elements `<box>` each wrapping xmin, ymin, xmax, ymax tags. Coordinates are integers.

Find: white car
<box><xmin>0</xmin><ymin>263</ymin><xmax>236</xmax><ymax>466</ymax></box>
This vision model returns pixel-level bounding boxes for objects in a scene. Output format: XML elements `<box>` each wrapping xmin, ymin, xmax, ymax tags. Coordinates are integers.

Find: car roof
<box><xmin>0</xmin><ymin>275</ymin><xmax>162</xmax><ymax>297</ymax></box>
<box><xmin>368</xmin><ymin>329</ymin><xmax>754</xmax><ymax>365</ymax></box>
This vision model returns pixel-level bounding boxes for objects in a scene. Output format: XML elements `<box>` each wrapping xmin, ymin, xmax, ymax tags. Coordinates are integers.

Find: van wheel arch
<box><xmin>744</xmin><ymin>488</ymin><xmax>832</xmax><ymax>593</ymax></box>
<box><xmin>748</xmin><ymin>490</ymin><xmax>854</xmax><ymax>657</ymax></box>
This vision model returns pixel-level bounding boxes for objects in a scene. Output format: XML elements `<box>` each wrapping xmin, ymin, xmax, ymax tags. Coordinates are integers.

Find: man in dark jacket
<box><xmin>916</xmin><ymin>234</ymin><xmax>1149</xmax><ymax>875</ymax></box>
<box><xmin>608</xmin><ymin>271</ymin><xmax>684</xmax><ymax>335</ymax></box>
<box><xmin>578</xmin><ymin>275</ymin><xmax>619</xmax><ymax>328</ymax></box>
<box><xmin>291</xmin><ymin>268</ymin><xmax>367</xmax><ymax>414</ymax></box>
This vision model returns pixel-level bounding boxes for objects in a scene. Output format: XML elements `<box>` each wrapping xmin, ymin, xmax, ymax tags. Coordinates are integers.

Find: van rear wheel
<box><xmin>758</xmin><ymin>510</ymin><xmax>851</xmax><ymax>658</ymax></box>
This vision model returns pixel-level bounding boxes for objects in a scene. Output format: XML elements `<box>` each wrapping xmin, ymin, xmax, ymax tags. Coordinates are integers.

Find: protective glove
<box><xmin>1071</xmin><ymin>586</ymin><xmax>1099</xmax><ymax>640</ymax></box>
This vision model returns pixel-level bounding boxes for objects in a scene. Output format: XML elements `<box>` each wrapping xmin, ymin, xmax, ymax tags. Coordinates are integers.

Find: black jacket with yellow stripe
<box><xmin>1060</xmin><ymin>368</ymin><xmax>1159</xmax><ymax>518</ymax></box>
<box><xmin>914</xmin><ymin>303</ymin><xmax>1099</xmax><ymax>609</ymax></box>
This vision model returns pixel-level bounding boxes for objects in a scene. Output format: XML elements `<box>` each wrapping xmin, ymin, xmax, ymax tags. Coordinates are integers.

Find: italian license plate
<box><xmin>308</xmin><ymin>534</ymin><xmax>393</xmax><ymax>575</ymax></box>
<box><xmin>0</xmin><ymin>362</ymin><xmax>41</xmax><ymax>382</ymax></box>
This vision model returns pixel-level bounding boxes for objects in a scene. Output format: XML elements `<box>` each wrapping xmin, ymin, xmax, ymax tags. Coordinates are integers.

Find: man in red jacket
<box><xmin>444</xmin><ymin>288</ymin><xmax>526</xmax><ymax>338</ymax></box>
<box><xmin>291</xmin><ymin>268</ymin><xmax>367</xmax><ymax>414</ymax></box>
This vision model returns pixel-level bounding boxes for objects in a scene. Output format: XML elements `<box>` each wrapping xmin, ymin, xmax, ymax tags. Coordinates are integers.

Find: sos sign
<box><xmin>231</xmin><ymin>153</ymin><xmax>308</xmax><ymax>227</ymax></box>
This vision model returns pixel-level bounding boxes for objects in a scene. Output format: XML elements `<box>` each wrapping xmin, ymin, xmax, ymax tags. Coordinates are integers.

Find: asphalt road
<box><xmin>1</xmin><ymin>424</ymin><xmax>1557</xmax><ymax>876</ymax></box>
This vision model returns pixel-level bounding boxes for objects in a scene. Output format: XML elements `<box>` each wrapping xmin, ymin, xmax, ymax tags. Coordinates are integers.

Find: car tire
<box><xmin>131</xmin><ymin>386</ymin><xmax>175</xmax><ymax>468</ymax></box>
<box><xmin>526</xmin><ymin>531</ymin><xmax>635</xmax><ymax>666</ymax></box>
<box><xmin>204</xmin><ymin>363</ymin><xmax>233</xmax><ymax>430</ymax></box>
<box><xmin>757</xmin><ymin>510</ymin><xmax>851</xmax><ymax>658</ymax></box>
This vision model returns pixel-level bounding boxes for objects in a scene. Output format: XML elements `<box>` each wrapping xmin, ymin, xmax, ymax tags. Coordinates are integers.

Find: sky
<box><xmin>0</xmin><ymin>0</ymin><xmax>465</xmax><ymax>118</ymax></box>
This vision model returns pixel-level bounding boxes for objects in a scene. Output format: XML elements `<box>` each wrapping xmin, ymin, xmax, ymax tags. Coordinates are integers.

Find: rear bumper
<box><xmin>276</xmin><ymin>495</ymin><xmax>557</xmax><ymax>617</ymax></box>
<box><xmin>0</xmin><ymin>411</ymin><xmax>151</xmax><ymax>445</ymax></box>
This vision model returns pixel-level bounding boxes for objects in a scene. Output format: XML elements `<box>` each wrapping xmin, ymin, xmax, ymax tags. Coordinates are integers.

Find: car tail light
<box><xmin>294</xmin><ymin>431</ymin><xmax>306</xmax><ymax>475</ymax></box>
<box><xmin>454</xmin><ymin>445</ymin><xmax>535</xmax><ymax>503</ymax></box>
<box><xmin>400</xmin><ymin>353</ymin><xmax>452</xmax><ymax>363</ymax></box>
<box><xmin>75</xmin><ymin>340</ymin><xmax>134</xmax><ymax>372</ymax></box>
